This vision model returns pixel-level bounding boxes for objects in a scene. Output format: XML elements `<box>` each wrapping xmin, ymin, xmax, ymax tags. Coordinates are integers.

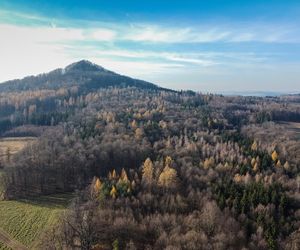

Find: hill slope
<box><xmin>0</xmin><ymin>60</ymin><xmax>161</xmax><ymax>93</ymax></box>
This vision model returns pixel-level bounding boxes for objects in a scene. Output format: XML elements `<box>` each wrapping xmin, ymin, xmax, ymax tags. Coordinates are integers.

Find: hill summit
<box><xmin>64</xmin><ymin>60</ymin><xmax>107</xmax><ymax>73</ymax></box>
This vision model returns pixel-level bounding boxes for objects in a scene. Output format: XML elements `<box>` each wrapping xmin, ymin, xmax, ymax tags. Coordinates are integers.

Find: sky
<box><xmin>0</xmin><ymin>0</ymin><xmax>300</xmax><ymax>93</ymax></box>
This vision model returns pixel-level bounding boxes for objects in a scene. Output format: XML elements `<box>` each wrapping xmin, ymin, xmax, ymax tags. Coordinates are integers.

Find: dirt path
<box><xmin>0</xmin><ymin>228</ymin><xmax>28</xmax><ymax>250</ymax></box>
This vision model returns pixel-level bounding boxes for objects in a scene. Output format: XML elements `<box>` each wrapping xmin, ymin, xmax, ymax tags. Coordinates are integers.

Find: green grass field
<box><xmin>0</xmin><ymin>193</ymin><xmax>73</xmax><ymax>248</ymax></box>
<box><xmin>0</xmin><ymin>137</ymin><xmax>73</xmax><ymax>249</ymax></box>
<box><xmin>0</xmin><ymin>241</ymin><xmax>12</xmax><ymax>250</ymax></box>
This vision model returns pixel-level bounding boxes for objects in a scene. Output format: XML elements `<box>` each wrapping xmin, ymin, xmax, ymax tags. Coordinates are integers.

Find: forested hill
<box><xmin>0</xmin><ymin>61</ymin><xmax>299</xmax><ymax>249</ymax></box>
<box><xmin>0</xmin><ymin>60</ymin><xmax>162</xmax><ymax>93</ymax></box>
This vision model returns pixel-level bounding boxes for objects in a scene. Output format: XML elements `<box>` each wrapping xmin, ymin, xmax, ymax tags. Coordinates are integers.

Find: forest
<box><xmin>0</xmin><ymin>61</ymin><xmax>299</xmax><ymax>250</ymax></box>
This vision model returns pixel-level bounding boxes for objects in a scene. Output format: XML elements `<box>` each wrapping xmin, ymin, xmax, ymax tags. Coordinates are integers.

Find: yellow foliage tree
<box><xmin>203</xmin><ymin>157</ymin><xmax>215</xmax><ymax>169</ymax></box>
<box><xmin>251</xmin><ymin>141</ymin><xmax>258</xmax><ymax>151</ymax></box>
<box><xmin>93</xmin><ymin>177</ymin><xmax>102</xmax><ymax>193</ymax></box>
<box><xmin>120</xmin><ymin>168</ymin><xmax>129</xmax><ymax>183</ymax></box>
<box><xmin>233</xmin><ymin>174</ymin><xmax>242</xmax><ymax>183</ymax></box>
<box><xmin>142</xmin><ymin>158</ymin><xmax>154</xmax><ymax>184</ymax></box>
<box><xmin>253</xmin><ymin>162</ymin><xmax>259</xmax><ymax>172</ymax></box>
<box><xmin>251</xmin><ymin>158</ymin><xmax>256</xmax><ymax>166</ymax></box>
<box><xmin>158</xmin><ymin>166</ymin><xmax>178</xmax><ymax>188</ymax></box>
<box><xmin>271</xmin><ymin>150</ymin><xmax>278</xmax><ymax>162</ymax></box>
<box><xmin>110</xmin><ymin>185</ymin><xmax>117</xmax><ymax>199</ymax></box>
<box><xmin>112</xmin><ymin>169</ymin><xmax>117</xmax><ymax>179</ymax></box>
<box><xmin>165</xmin><ymin>156</ymin><xmax>173</xmax><ymax>167</ymax></box>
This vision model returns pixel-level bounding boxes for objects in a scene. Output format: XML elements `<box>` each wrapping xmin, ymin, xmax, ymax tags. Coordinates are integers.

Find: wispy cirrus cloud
<box><xmin>123</xmin><ymin>24</ymin><xmax>232</xmax><ymax>43</ymax></box>
<box><xmin>123</xmin><ymin>23</ymin><xmax>299</xmax><ymax>44</ymax></box>
<box><xmin>1</xmin><ymin>8</ymin><xmax>299</xmax><ymax>44</ymax></box>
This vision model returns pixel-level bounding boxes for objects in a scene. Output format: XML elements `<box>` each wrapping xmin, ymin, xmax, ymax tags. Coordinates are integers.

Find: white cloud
<box><xmin>93</xmin><ymin>49</ymin><xmax>217</xmax><ymax>66</ymax></box>
<box><xmin>164</xmin><ymin>54</ymin><xmax>217</xmax><ymax>66</ymax></box>
<box><xmin>124</xmin><ymin>25</ymin><xmax>191</xmax><ymax>43</ymax></box>
<box><xmin>88</xmin><ymin>57</ymin><xmax>184</xmax><ymax>76</ymax></box>
<box><xmin>122</xmin><ymin>23</ymin><xmax>298</xmax><ymax>43</ymax></box>
<box><xmin>88</xmin><ymin>28</ymin><xmax>116</xmax><ymax>41</ymax></box>
<box><xmin>123</xmin><ymin>24</ymin><xmax>232</xmax><ymax>43</ymax></box>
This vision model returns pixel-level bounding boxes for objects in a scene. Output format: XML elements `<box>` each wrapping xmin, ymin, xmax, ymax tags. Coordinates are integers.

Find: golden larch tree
<box><xmin>253</xmin><ymin>162</ymin><xmax>259</xmax><ymax>172</ymax></box>
<box><xmin>203</xmin><ymin>157</ymin><xmax>215</xmax><ymax>169</ymax></box>
<box><xmin>251</xmin><ymin>141</ymin><xmax>258</xmax><ymax>151</ymax></box>
<box><xmin>93</xmin><ymin>177</ymin><xmax>102</xmax><ymax>193</ymax></box>
<box><xmin>158</xmin><ymin>165</ymin><xmax>178</xmax><ymax>188</ymax></box>
<box><xmin>271</xmin><ymin>150</ymin><xmax>278</xmax><ymax>162</ymax></box>
<box><xmin>165</xmin><ymin>156</ymin><xmax>173</xmax><ymax>167</ymax></box>
<box><xmin>120</xmin><ymin>168</ymin><xmax>129</xmax><ymax>183</ymax></box>
<box><xmin>110</xmin><ymin>185</ymin><xmax>117</xmax><ymax>199</ymax></box>
<box><xmin>142</xmin><ymin>158</ymin><xmax>154</xmax><ymax>184</ymax></box>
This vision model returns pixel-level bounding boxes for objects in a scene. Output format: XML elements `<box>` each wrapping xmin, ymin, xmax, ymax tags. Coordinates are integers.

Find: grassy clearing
<box><xmin>0</xmin><ymin>241</ymin><xmax>11</xmax><ymax>250</ymax></box>
<box><xmin>0</xmin><ymin>193</ymin><xmax>73</xmax><ymax>248</ymax></box>
<box><xmin>0</xmin><ymin>137</ymin><xmax>37</xmax><ymax>197</ymax></box>
<box><xmin>0</xmin><ymin>170</ymin><xmax>4</xmax><ymax>197</ymax></box>
<box><xmin>0</xmin><ymin>137</ymin><xmax>37</xmax><ymax>162</ymax></box>
<box><xmin>277</xmin><ymin>121</ymin><xmax>300</xmax><ymax>139</ymax></box>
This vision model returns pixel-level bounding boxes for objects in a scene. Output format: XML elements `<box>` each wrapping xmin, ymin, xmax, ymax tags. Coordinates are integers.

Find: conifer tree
<box><xmin>120</xmin><ymin>168</ymin><xmax>129</xmax><ymax>183</ymax></box>
<box><xmin>110</xmin><ymin>185</ymin><xmax>117</xmax><ymax>199</ymax></box>
<box><xmin>158</xmin><ymin>158</ymin><xmax>178</xmax><ymax>189</ymax></box>
<box><xmin>142</xmin><ymin>158</ymin><xmax>154</xmax><ymax>184</ymax></box>
<box><xmin>271</xmin><ymin>150</ymin><xmax>278</xmax><ymax>162</ymax></box>
<box><xmin>251</xmin><ymin>140</ymin><xmax>258</xmax><ymax>151</ymax></box>
<box><xmin>283</xmin><ymin>161</ymin><xmax>290</xmax><ymax>171</ymax></box>
<box><xmin>93</xmin><ymin>177</ymin><xmax>102</xmax><ymax>193</ymax></box>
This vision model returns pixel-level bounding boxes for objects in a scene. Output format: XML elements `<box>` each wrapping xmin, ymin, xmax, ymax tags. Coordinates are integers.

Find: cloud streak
<box><xmin>1</xmin><ymin>8</ymin><xmax>299</xmax><ymax>44</ymax></box>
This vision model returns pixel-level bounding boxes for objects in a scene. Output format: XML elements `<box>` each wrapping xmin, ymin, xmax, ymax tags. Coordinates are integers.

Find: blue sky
<box><xmin>0</xmin><ymin>0</ymin><xmax>299</xmax><ymax>93</ymax></box>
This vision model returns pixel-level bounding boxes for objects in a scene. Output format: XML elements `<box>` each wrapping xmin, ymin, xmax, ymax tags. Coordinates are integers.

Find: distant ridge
<box><xmin>219</xmin><ymin>91</ymin><xmax>300</xmax><ymax>97</ymax></box>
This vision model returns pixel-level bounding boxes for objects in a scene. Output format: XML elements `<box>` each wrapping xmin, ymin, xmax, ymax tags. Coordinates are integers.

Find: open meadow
<box><xmin>0</xmin><ymin>193</ymin><xmax>73</xmax><ymax>249</ymax></box>
<box><xmin>0</xmin><ymin>137</ymin><xmax>73</xmax><ymax>249</ymax></box>
<box><xmin>0</xmin><ymin>137</ymin><xmax>37</xmax><ymax>163</ymax></box>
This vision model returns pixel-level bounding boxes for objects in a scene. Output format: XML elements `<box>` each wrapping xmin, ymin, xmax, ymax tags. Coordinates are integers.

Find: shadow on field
<box><xmin>16</xmin><ymin>193</ymin><xmax>75</xmax><ymax>209</ymax></box>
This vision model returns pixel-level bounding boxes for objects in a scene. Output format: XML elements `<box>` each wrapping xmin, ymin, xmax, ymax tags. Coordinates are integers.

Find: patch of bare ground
<box><xmin>0</xmin><ymin>228</ymin><xmax>27</xmax><ymax>250</ymax></box>
<box><xmin>0</xmin><ymin>137</ymin><xmax>37</xmax><ymax>163</ymax></box>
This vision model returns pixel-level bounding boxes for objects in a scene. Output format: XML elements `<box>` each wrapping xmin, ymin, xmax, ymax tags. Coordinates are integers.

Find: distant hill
<box><xmin>0</xmin><ymin>60</ymin><xmax>162</xmax><ymax>93</ymax></box>
<box><xmin>219</xmin><ymin>91</ymin><xmax>300</xmax><ymax>97</ymax></box>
